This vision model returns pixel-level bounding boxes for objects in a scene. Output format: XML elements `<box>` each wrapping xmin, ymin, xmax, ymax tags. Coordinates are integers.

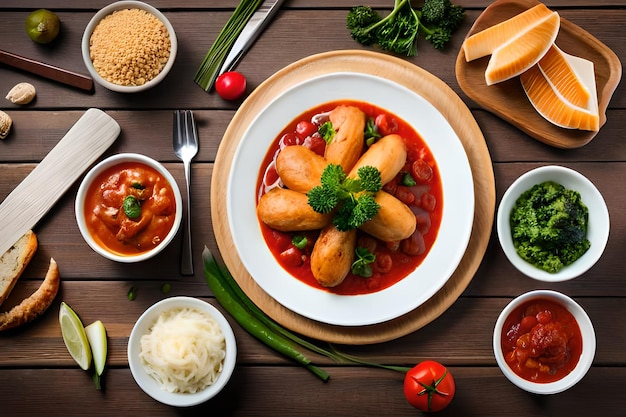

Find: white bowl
<box><xmin>75</xmin><ymin>153</ymin><xmax>182</xmax><ymax>262</ymax></box>
<box><xmin>81</xmin><ymin>1</ymin><xmax>177</xmax><ymax>93</ymax></box>
<box><xmin>227</xmin><ymin>72</ymin><xmax>475</xmax><ymax>326</ymax></box>
<box><xmin>128</xmin><ymin>297</ymin><xmax>237</xmax><ymax>407</ymax></box>
<box><xmin>497</xmin><ymin>165</ymin><xmax>609</xmax><ymax>281</ymax></box>
<box><xmin>493</xmin><ymin>290</ymin><xmax>596</xmax><ymax>394</ymax></box>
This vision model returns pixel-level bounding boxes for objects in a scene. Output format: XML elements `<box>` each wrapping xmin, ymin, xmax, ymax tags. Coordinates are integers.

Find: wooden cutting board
<box><xmin>211</xmin><ymin>50</ymin><xmax>496</xmax><ymax>344</ymax></box>
<box><xmin>455</xmin><ymin>0</ymin><xmax>622</xmax><ymax>149</ymax></box>
<box><xmin>0</xmin><ymin>108</ymin><xmax>120</xmax><ymax>256</ymax></box>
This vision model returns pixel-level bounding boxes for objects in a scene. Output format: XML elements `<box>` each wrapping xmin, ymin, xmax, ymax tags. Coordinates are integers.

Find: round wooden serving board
<box><xmin>211</xmin><ymin>50</ymin><xmax>496</xmax><ymax>345</ymax></box>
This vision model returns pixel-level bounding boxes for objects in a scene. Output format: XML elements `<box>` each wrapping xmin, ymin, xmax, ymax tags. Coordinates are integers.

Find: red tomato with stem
<box><xmin>403</xmin><ymin>361</ymin><xmax>455</xmax><ymax>412</ymax></box>
<box><xmin>215</xmin><ymin>71</ymin><xmax>247</xmax><ymax>101</ymax></box>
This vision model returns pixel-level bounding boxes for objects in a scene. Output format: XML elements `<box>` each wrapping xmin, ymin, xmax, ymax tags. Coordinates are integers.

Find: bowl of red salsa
<box><xmin>75</xmin><ymin>153</ymin><xmax>182</xmax><ymax>262</ymax></box>
<box><xmin>493</xmin><ymin>290</ymin><xmax>596</xmax><ymax>394</ymax></box>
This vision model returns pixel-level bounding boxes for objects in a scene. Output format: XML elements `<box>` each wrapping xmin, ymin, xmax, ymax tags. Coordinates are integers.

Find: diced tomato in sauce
<box><xmin>256</xmin><ymin>100</ymin><xmax>443</xmax><ymax>295</ymax></box>
<box><xmin>501</xmin><ymin>299</ymin><xmax>583</xmax><ymax>383</ymax></box>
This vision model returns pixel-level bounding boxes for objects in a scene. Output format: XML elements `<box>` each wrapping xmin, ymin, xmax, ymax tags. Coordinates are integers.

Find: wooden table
<box><xmin>1</xmin><ymin>1</ymin><xmax>624</xmax><ymax>415</ymax></box>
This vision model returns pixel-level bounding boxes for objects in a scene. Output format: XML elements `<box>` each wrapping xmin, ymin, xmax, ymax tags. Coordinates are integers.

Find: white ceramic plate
<box><xmin>227</xmin><ymin>72</ymin><xmax>474</xmax><ymax>326</ymax></box>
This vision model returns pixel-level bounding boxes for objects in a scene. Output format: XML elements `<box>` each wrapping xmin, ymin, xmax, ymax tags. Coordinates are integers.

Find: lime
<box><xmin>59</xmin><ymin>302</ymin><xmax>92</xmax><ymax>371</ymax></box>
<box><xmin>25</xmin><ymin>9</ymin><xmax>60</xmax><ymax>44</ymax></box>
<box><xmin>85</xmin><ymin>320</ymin><xmax>107</xmax><ymax>376</ymax></box>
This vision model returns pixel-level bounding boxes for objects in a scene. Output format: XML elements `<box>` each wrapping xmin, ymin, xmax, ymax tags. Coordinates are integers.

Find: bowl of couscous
<box><xmin>81</xmin><ymin>1</ymin><xmax>177</xmax><ymax>93</ymax></box>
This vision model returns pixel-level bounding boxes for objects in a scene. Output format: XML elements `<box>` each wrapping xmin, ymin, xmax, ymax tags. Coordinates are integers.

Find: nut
<box><xmin>0</xmin><ymin>111</ymin><xmax>12</xmax><ymax>139</ymax></box>
<box><xmin>6</xmin><ymin>82</ymin><xmax>36</xmax><ymax>105</ymax></box>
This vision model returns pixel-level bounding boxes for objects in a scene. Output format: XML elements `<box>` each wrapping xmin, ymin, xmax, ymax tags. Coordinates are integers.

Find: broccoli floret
<box><xmin>307</xmin><ymin>163</ymin><xmax>382</xmax><ymax>231</ymax></box>
<box><xmin>420</xmin><ymin>0</ymin><xmax>465</xmax><ymax>50</ymax></box>
<box><xmin>346</xmin><ymin>5</ymin><xmax>383</xmax><ymax>45</ymax></box>
<box><xmin>346</xmin><ymin>0</ymin><xmax>465</xmax><ymax>56</ymax></box>
<box><xmin>510</xmin><ymin>181</ymin><xmax>590</xmax><ymax>273</ymax></box>
<box><xmin>347</xmin><ymin>1</ymin><xmax>420</xmax><ymax>56</ymax></box>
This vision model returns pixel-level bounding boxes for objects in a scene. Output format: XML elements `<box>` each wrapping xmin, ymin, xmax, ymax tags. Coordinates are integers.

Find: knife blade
<box><xmin>218</xmin><ymin>0</ymin><xmax>286</xmax><ymax>75</ymax></box>
<box><xmin>0</xmin><ymin>108</ymin><xmax>120</xmax><ymax>256</ymax></box>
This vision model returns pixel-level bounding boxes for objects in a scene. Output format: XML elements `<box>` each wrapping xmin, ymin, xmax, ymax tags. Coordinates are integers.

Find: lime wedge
<box><xmin>85</xmin><ymin>320</ymin><xmax>107</xmax><ymax>376</ymax></box>
<box><xmin>59</xmin><ymin>302</ymin><xmax>92</xmax><ymax>371</ymax></box>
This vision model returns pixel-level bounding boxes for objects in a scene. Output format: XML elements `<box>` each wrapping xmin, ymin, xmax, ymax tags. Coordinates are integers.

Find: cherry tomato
<box><xmin>375</xmin><ymin>113</ymin><xmax>398</xmax><ymax>136</ymax></box>
<box><xmin>394</xmin><ymin>185</ymin><xmax>415</xmax><ymax>205</ymax></box>
<box><xmin>215</xmin><ymin>71</ymin><xmax>247</xmax><ymax>101</ymax></box>
<box><xmin>303</xmin><ymin>135</ymin><xmax>326</xmax><ymax>156</ymax></box>
<box><xmin>403</xmin><ymin>360</ymin><xmax>455</xmax><ymax>412</ymax></box>
<box><xmin>279</xmin><ymin>132</ymin><xmax>301</xmax><ymax>148</ymax></box>
<box><xmin>295</xmin><ymin>121</ymin><xmax>318</xmax><ymax>140</ymax></box>
<box><xmin>412</xmin><ymin>159</ymin><xmax>434</xmax><ymax>182</ymax></box>
<box><xmin>279</xmin><ymin>246</ymin><xmax>303</xmax><ymax>267</ymax></box>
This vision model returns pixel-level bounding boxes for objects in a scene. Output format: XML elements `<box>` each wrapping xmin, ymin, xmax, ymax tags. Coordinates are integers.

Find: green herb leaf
<box><xmin>292</xmin><ymin>235</ymin><xmax>308</xmax><ymax>250</ymax></box>
<box><xmin>401</xmin><ymin>172</ymin><xmax>417</xmax><ymax>186</ymax></box>
<box><xmin>364</xmin><ymin>117</ymin><xmax>381</xmax><ymax>146</ymax></box>
<box><xmin>318</xmin><ymin>121</ymin><xmax>336</xmax><ymax>144</ymax></box>
<box><xmin>352</xmin><ymin>247</ymin><xmax>376</xmax><ymax>277</ymax></box>
<box><xmin>123</xmin><ymin>195</ymin><xmax>141</xmax><ymax>219</ymax></box>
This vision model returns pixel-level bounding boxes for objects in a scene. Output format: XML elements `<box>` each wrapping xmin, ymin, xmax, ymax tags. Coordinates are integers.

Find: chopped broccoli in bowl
<box><xmin>510</xmin><ymin>181</ymin><xmax>590</xmax><ymax>273</ymax></box>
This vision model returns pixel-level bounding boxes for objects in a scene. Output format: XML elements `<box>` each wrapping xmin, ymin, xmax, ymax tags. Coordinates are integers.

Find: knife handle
<box><xmin>0</xmin><ymin>49</ymin><xmax>94</xmax><ymax>93</ymax></box>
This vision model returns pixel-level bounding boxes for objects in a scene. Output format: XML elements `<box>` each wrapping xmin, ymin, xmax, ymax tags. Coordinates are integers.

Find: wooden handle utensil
<box><xmin>0</xmin><ymin>108</ymin><xmax>120</xmax><ymax>256</ymax></box>
<box><xmin>0</xmin><ymin>49</ymin><xmax>94</xmax><ymax>92</ymax></box>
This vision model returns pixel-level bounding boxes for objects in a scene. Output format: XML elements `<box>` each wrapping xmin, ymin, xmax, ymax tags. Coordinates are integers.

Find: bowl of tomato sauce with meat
<box><xmin>493</xmin><ymin>290</ymin><xmax>596</xmax><ymax>394</ymax></box>
<box><xmin>75</xmin><ymin>153</ymin><xmax>182</xmax><ymax>262</ymax></box>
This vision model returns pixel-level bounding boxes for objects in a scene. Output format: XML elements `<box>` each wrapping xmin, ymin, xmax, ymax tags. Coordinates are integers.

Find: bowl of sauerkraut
<box><xmin>128</xmin><ymin>296</ymin><xmax>237</xmax><ymax>407</ymax></box>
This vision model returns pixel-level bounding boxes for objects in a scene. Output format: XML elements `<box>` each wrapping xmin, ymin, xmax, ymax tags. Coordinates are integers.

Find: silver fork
<box><xmin>173</xmin><ymin>110</ymin><xmax>199</xmax><ymax>275</ymax></box>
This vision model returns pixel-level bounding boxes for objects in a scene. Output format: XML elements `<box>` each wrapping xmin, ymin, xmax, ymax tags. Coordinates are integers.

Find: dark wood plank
<box><xmin>1</xmin><ymin>366</ymin><xmax>626</xmax><ymax>416</ymax></box>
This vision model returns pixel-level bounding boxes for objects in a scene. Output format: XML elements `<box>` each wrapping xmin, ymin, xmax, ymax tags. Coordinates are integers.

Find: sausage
<box><xmin>257</xmin><ymin>188</ymin><xmax>332</xmax><ymax>231</ymax></box>
<box><xmin>276</xmin><ymin>145</ymin><xmax>327</xmax><ymax>193</ymax></box>
<box><xmin>359</xmin><ymin>191</ymin><xmax>416</xmax><ymax>241</ymax></box>
<box><xmin>310</xmin><ymin>225</ymin><xmax>357</xmax><ymax>287</ymax></box>
<box><xmin>325</xmin><ymin>106</ymin><xmax>366</xmax><ymax>173</ymax></box>
<box><xmin>348</xmin><ymin>134</ymin><xmax>407</xmax><ymax>185</ymax></box>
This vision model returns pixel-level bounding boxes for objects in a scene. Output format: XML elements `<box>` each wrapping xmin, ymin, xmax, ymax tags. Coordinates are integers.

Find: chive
<box><xmin>292</xmin><ymin>235</ymin><xmax>307</xmax><ymax>250</ymax></box>
<box><xmin>202</xmin><ymin>247</ymin><xmax>330</xmax><ymax>382</ymax></box>
<box><xmin>194</xmin><ymin>0</ymin><xmax>264</xmax><ymax>91</ymax></box>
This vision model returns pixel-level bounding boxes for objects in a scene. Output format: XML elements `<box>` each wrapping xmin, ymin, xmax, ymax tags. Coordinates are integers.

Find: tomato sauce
<box><xmin>501</xmin><ymin>299</ymin><xmax>583</xmax><ymax>383</ymax></box>
<box><xmin>84</xmin><ymin>162</ymin><xmax>177</xmax><ymax>256</ymax></box>
<box><xmin>256</xmin><ymin>100</ymin><xmax>443</xmax><ymax>295</ymax></box>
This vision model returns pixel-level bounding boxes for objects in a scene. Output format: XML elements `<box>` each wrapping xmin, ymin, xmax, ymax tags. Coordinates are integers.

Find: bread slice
<box><xmin>0</xmin><ymin>230</ymin><xmax>38</xmax><ymax>307</ymax></box>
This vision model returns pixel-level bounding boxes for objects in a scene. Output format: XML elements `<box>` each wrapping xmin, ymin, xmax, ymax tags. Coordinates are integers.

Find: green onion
<box><xmin>291</xmin><ymin>235</ymin><xmax>308</xmax><ymax>250</ymax></box>
<box><xmin>203</xmin><ymin>247</ymin><xmax>330</xmax><ymax>381</ymax></box>
<box><xmin>127</xmin><ymin>286</ymin><xmax>137</xmax><ymax>301</ymax></box>
<box><xmin>194</xmin><ymin>0</ymin><xmax>264</xmax><ymax>91</ymax></box>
